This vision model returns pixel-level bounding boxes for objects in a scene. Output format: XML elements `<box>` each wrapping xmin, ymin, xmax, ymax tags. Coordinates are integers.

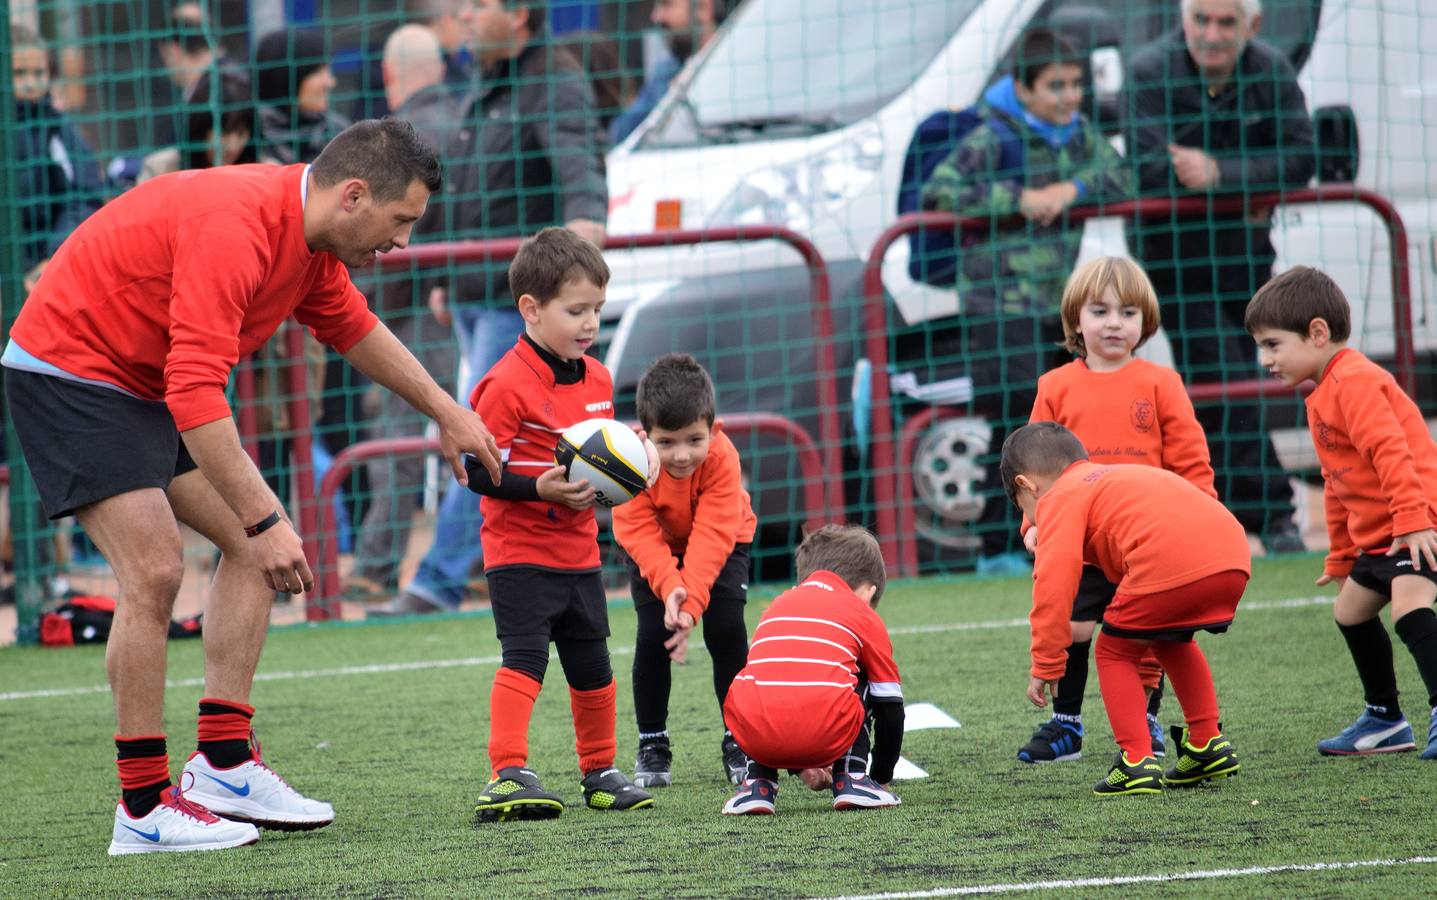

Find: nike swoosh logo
<box><xmin>122</xmin><ymin>823</ymin><xmax>161</xmax><ymax>842</ymax></box>
<box><xmin>200</xmin><ymin>772</ymin><xmax>251</xmax><ymax>796</ymax></box>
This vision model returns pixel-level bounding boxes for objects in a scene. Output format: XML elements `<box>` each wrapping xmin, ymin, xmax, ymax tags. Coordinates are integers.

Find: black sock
<box><xmin>1052</xmin><ymin>639</ymin><xmax>1091</xmax><ymax>717</ymax></box>
<box><xmin>197</xmin><ymin>700</ymin><xmax>253</xmax><ymax>768</ymax></box>
<box><xmin>1147</xmin><ymin>675</ymin><xmax>1165</xmax><ymax>717</ymax></box>
<box><xmin>1337</xmin><ymin>618</ymin><xmax>1402</xmax><ymax>720</ymax></box>
<box><xmin>1395</xmin><ymin>607</ymin><xmax>1437</xmax><ymax>709</ymax></box>
<box><xmin>117</xmin><ymin>736</ymin><xmax>169</xmax><ymax>818</ymax></box>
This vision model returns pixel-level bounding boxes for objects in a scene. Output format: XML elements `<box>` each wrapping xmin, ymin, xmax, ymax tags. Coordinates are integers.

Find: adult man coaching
<box><xmin>1124</xmin><ymin>0</ymin><xmax>1314</xmax><ymax>552</ymax></box>
<box><xmin>3</xmin><ymin>118</ymin><xmax>502</xmax><ymax>855</ymax></box>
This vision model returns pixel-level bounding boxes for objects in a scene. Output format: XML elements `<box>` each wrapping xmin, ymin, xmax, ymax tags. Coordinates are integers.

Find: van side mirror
<box><xmin>1313</xmin><ymin>105</ymin><xmax>1359</xmax><ymax>183</ymax></box>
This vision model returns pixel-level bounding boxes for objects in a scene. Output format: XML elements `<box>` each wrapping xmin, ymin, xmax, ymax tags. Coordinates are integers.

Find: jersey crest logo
<box><xmin>1313</xmin><ymin>418</ymin><xmax>1338</xmax><ymax>450</ymax></box>
<box><xmin>1130</xmin><ymin>398</ymin><xmax>1154</xmax><ymax>434</ymax></box>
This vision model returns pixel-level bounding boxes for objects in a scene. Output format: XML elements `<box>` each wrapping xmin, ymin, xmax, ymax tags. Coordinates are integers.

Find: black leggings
<box><xmin>632</xmin><ymin>593</ymin><xmax>749</xmax><ymax>734</ymax></box>
<box><xmin>501</xmin><ymin>634</ymin><xmax>612</xmax><ymax>692</ymax></box>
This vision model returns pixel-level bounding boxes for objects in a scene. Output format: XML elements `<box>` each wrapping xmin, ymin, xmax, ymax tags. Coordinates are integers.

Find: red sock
<box><xmin>489</xmin><ymin>667</ymin><xmax>542</xmax><ymax>773</ymax></box>
<box><xmin>1151</xmin><ymin>640</ymin><xmax>1220</xmax><ymax>745</ymax></box>
<box><xmin>570</xmin><ymin>679</ymin><xmax>617</xmax><ymax>775</ymax></box>
<box><xmin>116</xmin><ymin>733</ymin><xmax>170</xmax><ymax>817</ymax></box>
<box><xmin>1094</xmin><ymin>632</ymin><xmax>1153</xmax><ymax>761</ymax></box>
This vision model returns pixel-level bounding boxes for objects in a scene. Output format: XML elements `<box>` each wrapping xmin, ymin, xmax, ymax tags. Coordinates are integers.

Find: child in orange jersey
<box><xmin>1015</xmin><ymin>257</ymin><xmax>1215</xmax><ymax>765</ymax></box>
<box><xmin>612</xmin><ymin>353</ymin><xmax>757</xmax><ymax>788</ymax></box>
<box><xmin>1247</xmin><ymin>266</ymin><xmax>1437</xmax><ymax>759</ymax></box>
<box><xmin>1001</xmin><ymin>422</ymin><xmax>1249</xmax><ymax>795</ymax></box>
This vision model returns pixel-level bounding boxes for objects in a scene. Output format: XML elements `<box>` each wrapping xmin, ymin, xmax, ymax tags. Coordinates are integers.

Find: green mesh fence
<box><xmin>1</xmin><ymin>0</ymin><xmax>1433</xmax><ymax>643</ymax></box>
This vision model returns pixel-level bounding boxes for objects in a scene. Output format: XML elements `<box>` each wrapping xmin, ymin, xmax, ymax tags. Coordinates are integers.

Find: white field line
<box><xmin>0</xmin><ymin>595</ymin><xmax>1333</xmax><ymax>704</ymax></box>
<box><xmin>817</xmin><ymin>855</ymin><xmax>1437</xmax><ymax>899</ymax></box>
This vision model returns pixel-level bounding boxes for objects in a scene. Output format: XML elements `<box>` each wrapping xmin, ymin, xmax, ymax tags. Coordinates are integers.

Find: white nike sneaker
<box><xmin>182</xmin><ymin>741</ymin><xmax>334</xmax><ymax>831</ymax></box>
<box><xmin>108</xmin><ymin>782</ymin><xmax>260</xmax><ymax>855</ymax></box>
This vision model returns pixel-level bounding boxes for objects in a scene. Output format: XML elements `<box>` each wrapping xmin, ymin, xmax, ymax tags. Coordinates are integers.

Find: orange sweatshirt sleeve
<box><xmin>611</xmin><ymin>485</ymin><xmax>685</xmax><ymax>606</ymax></box>
<box><xmin>166</xmin><ymin>212</ymin><xmax>268</xmax><ymax>430</ymax></box>
<box><xmin>676</xmin><ymin>440</ymin><xmax>746</xmax><ymax>620</ymax></box>
<box><xmin>1155</xmin><ymin>368</ymin><xmax>1216</xmax><ymax>498</ymax></box>
<box><xmin>1029</xmin><ymin>487</ymin><xmax>1086</xmax><ymax>681</ymax></box>
<box><xmin>1336</xmin><ymin>378</ymin><xmax>1436</xmax><ymax>542</ymax></box>
<box><xmin>1322</xmin><ymin>475</ymin><xmax>1358</xmax><ymax>578</ymax></box>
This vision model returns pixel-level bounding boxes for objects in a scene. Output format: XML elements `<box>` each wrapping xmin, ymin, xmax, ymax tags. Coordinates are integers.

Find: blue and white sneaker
<box><xmin>1317</xmin><ymin>709</ymin><xmax>1416</xmax><ymax>756</ymax></box>
<box><xmin>182</xmin><ymin>743</ymin><xmax>334</xmax><ymax>830</ymax></box>
<box><xmin>1017</xmin><ymin>717</ymin><xmax>1083</xmax><ymax>763</ymax></box>
<box><xmin>722</xmin><ymin>778</ymin><xmax>777</xmax><ymax>815</ymax></box>
<box><xmin>832</xmin><ymin>774</ymin><xmax>901</xmax><ymax>810</ymax></box>
<box><xmin>1420</xmin><ymin>708</ymin><xmax>1437</xmax><ymax>760</ymax></box>
<box><xmin>108</xmin><ymin>781</ymin><xmax>259</xmax><ymax>855</ymax></box>
<box><xmin>1148</xmin><ymin>714</ymin><xmax>1167</xmax><ymax>758</ymax></box>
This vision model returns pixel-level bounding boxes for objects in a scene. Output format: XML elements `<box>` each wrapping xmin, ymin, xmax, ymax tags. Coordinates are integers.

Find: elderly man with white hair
<box><xmin>1123</xmin><ymin>0</ymin><xmax>1315</xmax><ymax>556</ymax></box>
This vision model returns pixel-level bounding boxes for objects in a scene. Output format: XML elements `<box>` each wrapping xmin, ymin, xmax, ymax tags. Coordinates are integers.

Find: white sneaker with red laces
<box><xmin>108</xmin><ymin>781</ymin><xmax>260</xmax><ymax>855</ymax></box>
<box><xmin>181</xmin><ymin>736</ymin><xmax>334</xmax><ymax>831</ymax></box>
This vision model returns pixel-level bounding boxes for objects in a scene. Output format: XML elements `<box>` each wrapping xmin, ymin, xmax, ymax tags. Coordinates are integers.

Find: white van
<box><xmin>601</xmin><ymin>0</ymin><xmax>1437</xmax><ymax>561</ymax></box>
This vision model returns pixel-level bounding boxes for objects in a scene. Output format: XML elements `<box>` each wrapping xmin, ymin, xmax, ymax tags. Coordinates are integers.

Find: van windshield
<box><xmin>638</xmin><ymin>0</ymin><xmax>982</xmax><ymax>148</ymax></box>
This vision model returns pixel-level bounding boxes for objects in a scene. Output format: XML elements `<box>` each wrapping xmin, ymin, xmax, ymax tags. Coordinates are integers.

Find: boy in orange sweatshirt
<box><xmin>612</xmin><ymin>354</ymin><xmax>758</xmax><ymax>787</ymax></box>
<box><xmin>1247</xmin><ymin>266</ymin><xmax>1437</xmax><ymax>759</ymax></box>
<box><xmin>1001</xmin><ymin>422</ymin><xmax>1249</xmax><ymax>795</ymax></box>
<box><xmin>1016</xmin><ymin>257</ymin><xmax>1215</xmax><ymax>764</ymax></box>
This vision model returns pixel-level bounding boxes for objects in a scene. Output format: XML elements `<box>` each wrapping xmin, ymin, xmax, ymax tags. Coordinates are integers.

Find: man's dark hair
<box><xmin>635</xmin><ymin>353</ymin><xmax>716</xmax><ymax>432</ymax></box>
<box><xmin>166</xmin><ymin>2</ymin><xmax>212</xmax><ymax>56</ymax></box>
<box><xmin>999</xmin><ymin>422</ymin><xmax>1089</xmax><ymax>508</ymax></box>
<box><xmin>509</xmin><ymin>226</ymin><xmax>609</xmax><ymax>304</ymax></box>
<box><xmin>1011</xmin><ymin>25</ymin><xmax>1083</xmax><ymax>89</ymax></box>
<box><xmin>1244</xmin><ymin>265</ymin><xmax>1352</xmax><ymax>341</ymax></box>
<box><xmin>795</xmin><ymin>525</ymin><xmax>888</xmax><ymax>606</ymax></box>
<box><xmin>505</xmin><ymin>0</ymin><xmax>547</xmax><ymax>36</ymax></box>
<box><xmin>310</xmin><ymin>118</ymin><xmax>441</xmax><ymax>202</ymax></box>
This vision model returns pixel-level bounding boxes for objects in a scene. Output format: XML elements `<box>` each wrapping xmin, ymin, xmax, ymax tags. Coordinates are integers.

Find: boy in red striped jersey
<box><xmin>464</xmin><ymin>228</ymin><xmax>654</xmax><ymax>822</ymax></box>
<box><xmin>721</xmin><ymin>526</ymin><xmax>905</xmax><ymax>814</ymax></box>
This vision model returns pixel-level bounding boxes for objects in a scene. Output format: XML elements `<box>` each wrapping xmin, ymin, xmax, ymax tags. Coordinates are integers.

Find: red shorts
<box><xmin>722</xmin><ymin>683</ymin><xmax>864</xmax><ymax>770</ymax></box>
<box><xmin>1102</xmin><ymin>570</ymin><xmax>1248</xmax><ymax>640</ymax></box>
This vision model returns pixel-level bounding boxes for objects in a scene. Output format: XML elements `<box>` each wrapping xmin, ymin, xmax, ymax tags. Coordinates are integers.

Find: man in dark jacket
<box><xmin>371</xmin><ymin>0</ymin><xmax>607</xmax><ymax>616</ymax></box>
<box><xmin>1124</xmin><ymin>0</ymin><xmax>1314</xmax><ymax>551</ymax></box>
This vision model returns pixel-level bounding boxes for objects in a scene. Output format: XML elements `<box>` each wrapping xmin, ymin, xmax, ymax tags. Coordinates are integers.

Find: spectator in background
<box><xmin>157</xmin><ymin>2</ymin><xmax>226</xmax><ymax>102</ymax></box>
<box><xmin>352</xmin><ymin>0</ymin><xmax>474</xmax><ymax>122</ymax></box>
<box><xmin>1124</xmin><ymin>0</ymin><xmax>1314</xmax><ymax>553</ymax></box>
<box><xmin>556</xmin><ymin>31</ymin><xmax>630</xmax><ymax>135</ymax></box>
<box><xmin>253</xmin><ymin>29</ymin><xmax>350</xmax><ymax>166</ymax></box>
<box><xmin>370</xmin><ymin>0</ymin><xmax>607</xmax><ymax>617</ymax></box>
<box><xmin>921</xmin><ymin>26</ymin><xmax>1132</xmax><ymax>576</ymax></box>
<box><xmin>138</xmin><ymin>72</ymin><xmax>262</xmax><ymax>183</ymax></box>
<box><xmin>608</xmin><ymin>0</ymin><xmax>726</xmax><ymax>145</ymax></box>
<box><xmin>345</xmin><ymin>25</ymin><xmax>461</xmax><ymax>601</ymax></box>
<box><xmin>12</xmin><ymin>24</ymin><xmax>102</xmax><ymax>295</ymax></box>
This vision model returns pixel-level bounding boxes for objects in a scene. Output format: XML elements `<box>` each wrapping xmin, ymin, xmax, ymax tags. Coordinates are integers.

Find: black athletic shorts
<box><xmin>626</xmin><ymin>542</ymin><xmax>751</xmax><ymax>610</ymax></box>
<box><xmin>1071</xmin><ymin>565</ymin><xmax>1118</xmax><ymax>622</ymax></box>
<box><xmin>1348</xmin><ymin>551</ymin><xmax>1437</xmax><ymax>596</ymax></box>
<box><xmin>4</xmin><ymin>369</ymin><xmax>197</xmax><ymax>519</ymax></box>
<box><xmin>485</xmin><ymin>566</ymin><xmax>609</xmax><ymax>641</ymax></box>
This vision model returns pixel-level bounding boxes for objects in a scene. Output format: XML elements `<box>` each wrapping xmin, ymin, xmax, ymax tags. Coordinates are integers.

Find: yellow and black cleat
<box><xmin>473</xmin><ymin>767</ymin><xmax>566</xmax><ymax>824</ymax></box>
<box><xmin>1093</xmin><ymin>752</ymin><xmax>1166</xmax><ymax>796</ymax></box>
<box><xmin>581</xmin><ymin>767</ymin><xmax>655</xmax><ymax>811</ymax></box>
<box><xmin>1164</xmin><ymin>727</ymin><xmax>1240</xmax><ymax>787</ymax></box>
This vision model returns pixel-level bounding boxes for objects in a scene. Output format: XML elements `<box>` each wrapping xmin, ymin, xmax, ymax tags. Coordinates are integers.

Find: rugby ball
<box><xmin>554</xmin><ymin>418</ymin><xmax>649</xmax><ymax>508</ymax></box>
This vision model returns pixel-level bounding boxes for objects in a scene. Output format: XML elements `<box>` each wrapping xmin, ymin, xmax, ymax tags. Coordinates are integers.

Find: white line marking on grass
<box><xmin>817</xmin><ymin>855</ymin><xmax>1437</xmax><ymax>899</ymax></box>
<box><xmin>0</xmin><ymin>595</ymin><xmax>1334</xmax><ymax>703</ymax></box>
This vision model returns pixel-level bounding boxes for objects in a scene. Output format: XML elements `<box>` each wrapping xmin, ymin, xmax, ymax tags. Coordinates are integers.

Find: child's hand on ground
<box><xmin>1027</xmin><ymin>675</ymin><xmax>1059</xmax><ymax>708</ymax></box>
<box><xmin>797</xmin><ymin>768</ymin><xmax>832</xmax><ymax>791</ymax></box>
<box><xmin>536</xmin><ymin>465</ymin><xmax>596</xmax><ymax>509</ymax></box>
<box><xmin>1387</xmin><ymin>528</ymin><xmax>1437</xmax><ymax>572</ymax></box>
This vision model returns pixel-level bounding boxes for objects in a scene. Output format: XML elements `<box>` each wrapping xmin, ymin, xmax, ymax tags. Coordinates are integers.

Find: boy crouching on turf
<box><xmin>1001</xmin><ymin>422</ymin><xmax>1248</xmax><ymax>795</ymax></box>
<box><xmin>721</xmin><ymin>526</ymin><xmax>905</xmax><ymax>814</ymax></box>
<box><xmin>464</xmin><ymin>228</ymin><xmax>653</xmax><ymax>822</ymax></box>
<box><xmin>1247</xmin><ymin>266</ymin><xmax>1437</xmax><ymax>758</ymax></box>
<box><xmin>612</xmin><ymin>353</ymin><xmax>757</xmax><ymax>787</ymax></box>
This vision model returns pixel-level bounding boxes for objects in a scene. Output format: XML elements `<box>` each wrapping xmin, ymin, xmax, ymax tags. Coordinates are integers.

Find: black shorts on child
<box><xmin>626</xmin><ymin>542</ymin><xmax>751</xmax><ymax>610</ymax></box>
<box><xmin>1348</xmin><ymin>551</ymin><xmax>1437</xmax><ymax>596</ymax></box>
<box><xmin>485</xmin><ymin>566</ymin><xmax>610</xmax><ymax>640</ymax></box>
<box><xmin>1071</xmin><ymin>565</ymin><xmax>1118</xmax><ymax>622</ymax></box>
<box><xmin>4</xmin><ymin>369</ymin><xmax>198</xmax><ymax>519</ymax></box>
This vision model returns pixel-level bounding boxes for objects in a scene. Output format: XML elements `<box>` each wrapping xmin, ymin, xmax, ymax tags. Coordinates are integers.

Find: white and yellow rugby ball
<box><xmin>554</xmin><ymin>418</ymin><xmax>649</xmax><ymax>508</ymax></box>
